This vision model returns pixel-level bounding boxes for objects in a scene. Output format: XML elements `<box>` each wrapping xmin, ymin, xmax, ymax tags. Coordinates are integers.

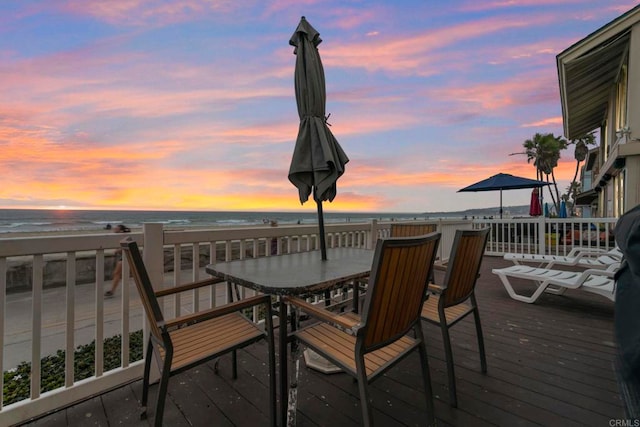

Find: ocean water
<box><xmin>0</xmin><ymin>209</ymin><xmax>436</xmax><ymax>234</ymax></box>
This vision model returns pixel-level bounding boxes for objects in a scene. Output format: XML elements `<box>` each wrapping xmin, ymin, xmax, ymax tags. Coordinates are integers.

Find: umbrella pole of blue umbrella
<box><xmin>500</xmin><ymin>189</ymin><xmax>503</xmax><ymax>219</ymax></box>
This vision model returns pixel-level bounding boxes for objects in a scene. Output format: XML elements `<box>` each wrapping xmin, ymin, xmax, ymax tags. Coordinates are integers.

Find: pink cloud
<box><xmin>60</xmin><ymin>0</ymin><xmax>247</xmax><ymax>27</ymax></box>
<box><xmin>424</xmin><ymin>70</ymin><xmax>557</xmax><ymax>112</ymax></box>
<box><xmin>459</xmin><ymin>0</ymin><xmax>587</xmax><ymax>12</ymax></box>
<box><xmin>320</xmin><ymin>13</ymin><xmax>555</xmax><ymax>76</ymax></box>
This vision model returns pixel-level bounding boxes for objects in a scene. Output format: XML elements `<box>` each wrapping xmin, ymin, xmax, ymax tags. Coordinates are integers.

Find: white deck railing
<box><xmin>0</xmin><ymin>217</ymin><xmax>617</xmax><ymax>424</ymax></box>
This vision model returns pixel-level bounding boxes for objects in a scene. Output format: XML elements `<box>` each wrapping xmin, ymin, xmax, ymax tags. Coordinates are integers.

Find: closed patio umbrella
<box><xmin>288</xmin><ymin>16</ymin><xmax>349</xmax><ymax>260</ymax></box>
<box><xmin>529</xmin><ymin>188</ymin><xmax>542</xmax><ymax>216</ymax></box>
<box><xmin>559</xmin><ymin>200</ymin><xmax>568</xmax><ymax>218</ymax></box>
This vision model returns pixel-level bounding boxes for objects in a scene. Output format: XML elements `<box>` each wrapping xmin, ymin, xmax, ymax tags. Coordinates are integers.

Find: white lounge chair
<box><xmin>492</xmin><ymin>262</ymin><xmax>619</xmax><ymax>303</ymax></box>
<box><xmin>503</xmin><ymin>246</ymin><xmax>622</xmax><ymax>269</ymax></box>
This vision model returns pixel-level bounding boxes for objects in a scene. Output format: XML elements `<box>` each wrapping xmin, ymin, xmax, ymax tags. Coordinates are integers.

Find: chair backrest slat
<box><xmin>360</xmin><ymin>233</ymin><xmax>440</xmax><ymax>350</ymax></box>
<box><xmin>390</xmin><ymin>223</ymin><xmax>437</xmax><ymax>238</ymax></box>
<box><xmin>442</xmin><ymin>228</ymin><xmax>490</xmax><ymax>307</ymax></box>
<box><xmin>120</xmin><ymin>237</ymin><xmax>166</xmax><ymax>341</ymax></box>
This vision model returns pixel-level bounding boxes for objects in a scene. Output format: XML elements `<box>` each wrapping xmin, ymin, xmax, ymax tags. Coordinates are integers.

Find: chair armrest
<box><xmin>567</xmin><ymin>247</ymin><xmax>608</xmax><ymax>258</ymax></box>
<box><xmin>155</xmin><ymin>277</ymin><xmax>225</xmax><ymax>298</ymax></box>
<box><xmin>427</xmin><ymin>283</ymin><xmax>444</xmax><ymax>294</ymax></box>
<box><xmin>577</xmin><ymin>264</ymin><xmax>620</xmax><ymax>282</ymax></box>
<box><xmin>284</xmin><ymin>296</ymin><xmax>361</xmax><ymax>333</ymax></box>
<box><xmin>165</xmin><ymin>294</ymin><xmax>271</xmax><ymax>330</ymax></box>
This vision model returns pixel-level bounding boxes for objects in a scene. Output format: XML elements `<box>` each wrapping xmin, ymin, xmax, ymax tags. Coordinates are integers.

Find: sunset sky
<box><xmin>0</xmin><ymin>0</ymin><xmax>636</xmax><ymax>214</ymax></box>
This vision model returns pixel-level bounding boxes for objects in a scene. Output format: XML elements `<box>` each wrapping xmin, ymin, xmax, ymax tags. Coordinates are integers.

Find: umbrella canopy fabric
<box><xmin>458</xmin><ymin>173</ymin><xmax>549</xmax><ymax>218</ymax></box>
<box><xmin>288</xmin><ymin>16</ymin><xmax>348</xmax><ymax>260</ymax></box>
<box><xmin>544</xmin><ymin>203</ymin><xmax>550</xmax><ymax>217</ymax></box>
<box><xmin>529</xmin><ymin>188</ymin><xmax>542</xmax><ymax>216</ymax></box>
<box><xmin>288</xmin><ymin>17</ymin><xmax>348</xmax><ymax>204</ymax></box>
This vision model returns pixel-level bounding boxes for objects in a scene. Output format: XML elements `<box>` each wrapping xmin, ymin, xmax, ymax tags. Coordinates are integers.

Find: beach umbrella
<box><xmin>458</xmin><ymin>173</ymin><xmax>550</xmax><ymax>219</ymax></box>
<box><xmin>529</xmin><ymin>188</ymin><xmax>542</xmax><ymax>216</ymax></box>
<box><xmin>544</xmin><ymin>203</ymin><xmax>550</xmax><ymax>217</ymax></box>
<box><xmin>559</xmin><ymin>200</ymin><xmax>568</xmax><ymax>218</ymax></box>
<box><xmin>288</xmin><ymin>16</ymin><xmax>349</xmax><ymax>260</ymax></box>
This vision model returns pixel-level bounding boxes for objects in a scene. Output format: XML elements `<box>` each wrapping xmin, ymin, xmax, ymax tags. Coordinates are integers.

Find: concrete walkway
<box><xmin>3</xmin><ymin>268</ymin><xmax>228</xmax><ymax>369</ymax></box>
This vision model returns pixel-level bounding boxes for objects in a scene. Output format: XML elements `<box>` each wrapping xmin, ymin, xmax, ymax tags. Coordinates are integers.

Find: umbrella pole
<box><xmin>500</xmin><ymin>189</ymin><xmax>503</xmax><ymax>219</ymax></box>
<box><xmin>316</xmin><ymin>199</ymin><xmax>327</xmax><ymax>260</ymax></box>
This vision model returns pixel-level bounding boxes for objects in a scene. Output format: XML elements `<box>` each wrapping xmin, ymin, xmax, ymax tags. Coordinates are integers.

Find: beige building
<box><xmin>557</xmin><ymin>4</ymin><xmax>640</xmax><ymax>217</ymax></box>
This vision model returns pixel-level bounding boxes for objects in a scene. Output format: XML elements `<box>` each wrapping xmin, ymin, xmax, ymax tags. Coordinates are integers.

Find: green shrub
<box><xmin>3</xmin><ymin>330</ymin><xmax>143</xmax><ymax>406</ymax></box>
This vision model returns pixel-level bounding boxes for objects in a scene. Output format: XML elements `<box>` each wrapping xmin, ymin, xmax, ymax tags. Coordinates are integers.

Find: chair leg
<box><xmin>153</xmin><ymin>353</ymin><xmax>173</xmax><ymax>427</ymax></box>
<box><xmin>265</xmin><ymin>314</ymin><xmax>277</xmax><ymax>427</ymax></box>
<box><xmin>140</xmin><ymin>340</ymin><xmax>154</xmax><ymax>418</ymax></box>
<box><xmin>232</xmin><ymin>350</ymin><xmax>238</xmax><ymax>379</ymax></box>
<box><xmin>417</xmin><ymin>329</ymin><xmax>436</xmax><ymax>426</ymax></box>
<box><xmin>440</xmin><ymin>323</ymin><xmax>458</xmax><ymax>407</ymax></box>
<box><xmin>356</xmin><ymin>355</ymin><xmax>373</xmax><ymax>426</ymax></box>
<box><xmin>471</xmin><ymin>299</ymin><xmax>487</xmax><ymax>373</ymax></box>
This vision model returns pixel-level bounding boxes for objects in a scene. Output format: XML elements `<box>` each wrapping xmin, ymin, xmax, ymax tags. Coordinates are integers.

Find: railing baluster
<box><xmin>192</xmin><ymin>243</ymin><xmax>199</xmax><ymax>313</ymax></box>
<box><xmin>65</xmin><ymin>252</ymin><xmax>75</xmax><ymax>387</ymax></box>
<box><xmin>121</xmin><ymin>256</ymin><xmax>130</xmax><ymax>368</ymax></box>
<box><xmin>0</xmin><ymin>257</ymin><xmax>6</xmax><ymax>410</ymax></box>
<box><xmin>173</xmin><ymin>244</ymin><xmax>182</xmax><ymax>317</ymax></box>
<box><xmin>31</xmin><ymin>255</ymin><xmax>43</xmax><ymax>399</ymax></box>
<box><xmin>209</xmin><ymin>242</ymin><xmax>217</xmax><ymax>306</ymax></box>
<box><xmin>95</xmin><ymin>250</ymin><xmax>104</xmax><ymax>377</ymax></box>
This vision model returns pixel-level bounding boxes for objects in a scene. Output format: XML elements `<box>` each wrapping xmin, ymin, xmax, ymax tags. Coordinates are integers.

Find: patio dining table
<box><xmin>206</xmin><ymin>247</ymin><xmax>374</xmax><ymax>425</ymax></box>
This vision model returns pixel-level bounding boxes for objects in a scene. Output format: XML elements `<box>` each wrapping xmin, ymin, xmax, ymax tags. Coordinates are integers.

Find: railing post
<box><xmin>368</xmin><ymin>219</ymin><xmax>378</xmax><ymax>249</ymax></box>
<box><xmin>142</xmin><ymin>223</ymin><xmax>164</xmax><ymax>385</ymax></box>
<box><xmin>537</xmin><ymin>216</ymin><xmax>546</xmax><ymax>255</ymax></box>
<box><xmin>143</xmin><ymin>223</ymin><xmax>164</xmax><ymax>290</ymax></box>
<box><xmin>437</xmin><ymin>219</ymin><xmax>444</xmax><ymax>262</ymax></box>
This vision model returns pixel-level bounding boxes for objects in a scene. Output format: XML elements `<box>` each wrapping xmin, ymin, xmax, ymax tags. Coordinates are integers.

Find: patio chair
<box><xmin>120</xmin><ymin>237</ymin><xmax>276</xmax><ymax>427</ymax></box>
<box><xmin>390</xmin><ymin>222</ymin><xmax>437</xmax><ymax>237</ymax></box>
<box><xmin>390</xmin><ymin>222</ymin><xmax>439</xmax><ymax>279</ymax></box>
<box><xmin>346</xmin><ymin>224</ymin><xmax>440</xmax><ymax>314</ymax></box>
<box><xmin>504</xmin><ymin>246</ymin><xmax>622</xmax><ymax>269</ymax></box>
<box><xmin>492</xmin><ymin>262</ymin><xmax>619</xmax><ymax>303</ymax></box>
<box><xmin>285</xmin><ymin>233</ymin><xmax>441</xmax><ymax>426</ymax></box>
<box><xmin>420</xmin><ymin>228</ymin><xmax>490</xmax><ymax>408</ymax></box>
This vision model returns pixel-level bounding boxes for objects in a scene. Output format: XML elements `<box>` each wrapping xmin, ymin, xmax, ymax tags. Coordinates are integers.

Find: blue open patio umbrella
<box><xmin>458</xmin><ymin>173</ymin><xmax>550</xmax><ymax>219</ymax></box>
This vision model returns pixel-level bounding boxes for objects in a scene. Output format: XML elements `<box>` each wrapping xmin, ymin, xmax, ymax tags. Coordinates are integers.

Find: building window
<box><xmin>615</xmin><ymin>63</ymin><xmax>628</xmax><ymax>133</ymax></box>
<box><xmin>602</xmin><ymin>123</ymin><xmax>609</xmax><ymax>163</ymax></box>
<box><xmin>616</xmin><ymin>169</ymin><xmax>625</xmax><ymax>217</ymax></box>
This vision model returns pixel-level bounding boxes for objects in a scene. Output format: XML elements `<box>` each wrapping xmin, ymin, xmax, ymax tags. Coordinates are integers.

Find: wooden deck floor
<box><xmin>23</xmin><ymin>256</ymin><xmax>623</xmax><ymax>426</ymax></box>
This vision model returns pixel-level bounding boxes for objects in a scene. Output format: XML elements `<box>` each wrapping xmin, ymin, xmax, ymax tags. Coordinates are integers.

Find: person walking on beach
<box><xmin>104</xmin><ymin>224</ymin><xmax>131</xmax><ymax>297</ymax></box>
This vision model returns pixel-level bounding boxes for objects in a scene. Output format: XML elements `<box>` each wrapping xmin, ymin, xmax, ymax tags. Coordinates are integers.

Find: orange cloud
<box><xmin>522</xmin><ymin>117</ymin><xmax>564</xmax><ymax>127</ymax></box>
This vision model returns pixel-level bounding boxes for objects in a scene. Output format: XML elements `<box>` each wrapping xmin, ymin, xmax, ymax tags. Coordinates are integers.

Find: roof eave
<box><xmin>557</xmin><ymin>5</ymin><xmax>640</xmax><ymax>139</ymax></box>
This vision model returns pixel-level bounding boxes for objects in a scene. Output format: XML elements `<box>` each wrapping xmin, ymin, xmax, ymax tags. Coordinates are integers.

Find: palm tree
<box><xmin>523</xmin><ymin>133</ymin><xmax>567</xmax><ymax>212</ymax></box>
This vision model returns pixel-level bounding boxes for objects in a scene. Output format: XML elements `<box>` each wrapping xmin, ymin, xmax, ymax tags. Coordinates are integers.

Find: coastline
<box><xmin>0</xmin><ymin>208</ymin><xmax>435</xmax><ymax>236</ymax></box>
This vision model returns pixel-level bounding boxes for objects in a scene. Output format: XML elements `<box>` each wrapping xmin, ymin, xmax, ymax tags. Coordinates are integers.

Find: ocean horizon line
<box><xmin>0</xmin><ymin>205</ymin><xmax>531</xmax><ymax>235</ymax></box>
<box><xmin>0</xmin><ymin>208</ymin><xmax>452</xmax><ymax>235</ymax></box>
